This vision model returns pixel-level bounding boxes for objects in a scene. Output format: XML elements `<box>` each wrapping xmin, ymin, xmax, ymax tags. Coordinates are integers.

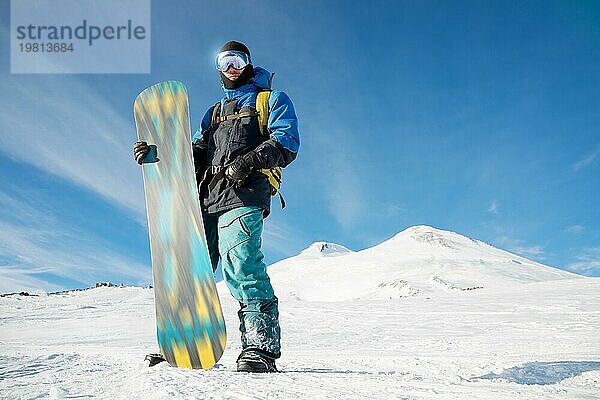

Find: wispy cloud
<box><xmin>302</xmin><ymin>113</ymin><xmax>368</xmax><ymax>230</ymax></box>
<box><xmin>512</xmin><ymin>245</ymin><xmax>545</xmax><ymax>258</ymax></box>
<box><xmin>0</xmin><ymin>191</ymin><xmax>150</xmax><ymax>293</ymax></box>
<box><xmin>262</xmin><ymin>220</ymin><xmax>305</xmax><ymax>258</ymax></box>
<box><xmin>566</xmin><ymin>261</ymin><xmax>600</xmax><ymax>276</ymax></box>
<box><xmin>385</xmin><ymin>203</ymin><xmax>404</xmax><ymax>217</ymax></box>
<box><xmin>0</xmin><ymin>270</ymin><xmax>64</xmax><ymax>294</ymax></box>
<box><xmin>0</xmin><ymin>76</ymin><xmax>145</xmax><ymax>222</ymax></box>
<box><xmin>325</xmin><ymin>161</ymin><xmax>365</xmax><ymax>230</ymax></box>
<box><xmin>488</xmin><ymin>200</ymin><xmax>499</xmax><ymax>214</ymax></box>
<box><xmin>495</xmin><ymin>236</ymin><xmax>546</xmax><ymax>260</ymax></box>
<box><xmin>565</xmin><ymin>225</ymin><xmax>584</xmax><ymax>235</ymax></box>
<box><xmin>0</xmin><ymin>222</ymin><xmax>151</xmax><ymax>293</ymax></box>
<box><xmin>572</xmin><ymin>145</ymin><xmax>600</xmax><ymax>172</ymax></box>
<box><xmin>566</xmin><ymin>247</ymin><xmax>600</xmax><ymax>277</ymax></box>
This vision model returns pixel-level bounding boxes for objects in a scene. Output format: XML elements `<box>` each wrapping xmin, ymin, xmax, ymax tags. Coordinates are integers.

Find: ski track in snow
<box><xmin>1</xmin><ymin>226</ymin><xmax>599</xmax><ymax>399</ymax></box>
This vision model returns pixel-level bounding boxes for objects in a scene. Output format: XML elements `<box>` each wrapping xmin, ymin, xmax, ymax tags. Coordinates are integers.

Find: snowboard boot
<box><xmin>145</xmin><ymin>353</ymin><xmax>166</xmax><ymax>367</ymax></box>
<box><xmin>236</xmin><ymin>349</ymin><xmax>278</xmax><ymax>373</ymax></box>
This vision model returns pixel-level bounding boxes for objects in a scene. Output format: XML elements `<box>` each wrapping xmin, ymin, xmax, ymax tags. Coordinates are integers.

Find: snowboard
<box><xmin>134</xmin><ymin>81</ymin><xmax>227</xmax><ymax>369</ymax></box>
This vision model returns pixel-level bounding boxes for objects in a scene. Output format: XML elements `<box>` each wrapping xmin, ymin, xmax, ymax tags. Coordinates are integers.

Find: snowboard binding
<box><xmin>144</xmin><ymin>353</ymin><xmax>167</xmax><ymax>367</ymax></box>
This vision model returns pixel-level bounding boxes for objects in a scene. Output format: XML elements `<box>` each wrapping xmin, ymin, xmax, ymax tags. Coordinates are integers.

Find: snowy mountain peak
<box><xmin>299</xmin><ymin>241</ymin><xmax>353</xmax><ymax>258</ymax></box>
<box><xmin>268</xmin><ymin>225</ymin><xmax>581</xmax><ymax>302</ymax></box>
<box><xmin>397</xmin><ymin>225</ymin><xmax>482</xmax><ymax>248</ymax></box>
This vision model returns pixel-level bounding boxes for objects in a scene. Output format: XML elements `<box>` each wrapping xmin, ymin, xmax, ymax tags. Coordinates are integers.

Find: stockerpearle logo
<box><xmin>10</xmin><ymin>0</ymin><xmax>150</xmax><ymax>73</ymax></box>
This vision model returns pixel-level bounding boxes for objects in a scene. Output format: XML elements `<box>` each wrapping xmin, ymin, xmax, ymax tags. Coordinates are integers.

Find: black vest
<box><xmin>200</xmin><ymin>98</ymin><xmax>271</xmax><ymax>216</ymax></box>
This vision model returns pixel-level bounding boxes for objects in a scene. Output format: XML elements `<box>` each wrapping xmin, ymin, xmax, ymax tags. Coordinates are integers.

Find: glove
<box><xmin>133</xmin><ymin>141</ymin><xmax>150</xmax><ymax>165</ymax></box>
<box><xmin>192</xmin><ymin>139</ymin><xmax>208</xmax><ymax>184</ymax></box>
<box><xmin>225</xmin><ymin>151</ymin><xmax>263</xmax><ymax>185</ymax></box>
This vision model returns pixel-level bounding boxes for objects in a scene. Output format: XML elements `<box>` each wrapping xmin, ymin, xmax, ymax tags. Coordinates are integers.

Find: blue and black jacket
<box><xmin>193</xmin><ymin>67</ymin><xmax>300</xmax><ymax>216</ymax></box>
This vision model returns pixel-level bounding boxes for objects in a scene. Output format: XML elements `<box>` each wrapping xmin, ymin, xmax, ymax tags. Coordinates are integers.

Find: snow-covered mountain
<box><xmin>297</xmin><ymin>241</ymin><xmax>353</xmax><ymax>258</ymax></box>
<box><xmin>1</xmin><ymin>225</ymin><xmax>598</xmax><ymax>399</ymax></box>
<box><xmin>268</xmin><ymin>225</ymin><xmax>580</xmax><ymax>302</ymax></box>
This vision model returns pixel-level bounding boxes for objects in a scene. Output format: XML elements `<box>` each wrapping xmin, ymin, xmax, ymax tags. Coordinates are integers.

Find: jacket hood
<box><xmin>222</xmin><ymin>66</ymin><xmax>272</xmax><ymax>99</ymax></box>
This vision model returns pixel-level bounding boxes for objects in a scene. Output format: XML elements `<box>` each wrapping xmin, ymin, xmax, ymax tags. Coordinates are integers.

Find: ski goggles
<box><xmin>215</xmin><ymin>50</ymin><xmax>251</xmax><ymax>72</ymax></box>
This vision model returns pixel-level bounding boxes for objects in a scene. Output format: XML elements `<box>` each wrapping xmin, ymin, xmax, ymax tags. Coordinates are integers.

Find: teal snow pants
<box><xmin>203</xmin><ymin>206</ymin><xmax>281</xmax><ymax>358</ymax></box>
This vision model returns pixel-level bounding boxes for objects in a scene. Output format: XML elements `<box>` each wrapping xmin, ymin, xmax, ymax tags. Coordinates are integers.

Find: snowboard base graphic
<box><xmin>134</xmin><ymin>81</ymin><xmax>226</xmax><ymax>369</ymax></box>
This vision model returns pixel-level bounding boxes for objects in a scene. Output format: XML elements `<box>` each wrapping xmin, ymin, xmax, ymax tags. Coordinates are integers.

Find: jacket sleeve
<box><xmin>253</xmin><ymin>91</ymin><xmax>300</xmax><ymax>169</ymax></box>
<box><xmin>192</xmin><ymin>105</ymin><xmax>216</xmax><ymax>142</ymax></box>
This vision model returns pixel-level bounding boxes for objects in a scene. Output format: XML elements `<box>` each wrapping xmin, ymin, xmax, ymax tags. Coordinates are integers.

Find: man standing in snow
<box><xmin>133</xmin><ymin>41</ymin><xmax>300</xmax><ymax>372</ymax></box>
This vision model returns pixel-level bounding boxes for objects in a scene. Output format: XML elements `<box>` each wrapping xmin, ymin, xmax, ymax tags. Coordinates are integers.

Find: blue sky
<box><xmin>0</xmin><ymin>0</ymin><xmax>599</xmax><ymax>292</ymax></box>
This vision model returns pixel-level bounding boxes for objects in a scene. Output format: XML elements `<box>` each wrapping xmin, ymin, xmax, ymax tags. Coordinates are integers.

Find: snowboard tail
<box><xmin>134</xmin><ymin>81</ymin><xmax>226</xmax><ymax>369</ymax></box>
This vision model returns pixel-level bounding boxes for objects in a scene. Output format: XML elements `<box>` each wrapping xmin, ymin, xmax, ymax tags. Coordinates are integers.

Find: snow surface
<box><xmin>1</xmin><ymin>225</ymin><xmax>599</xmax><ymax>399</ymax></box>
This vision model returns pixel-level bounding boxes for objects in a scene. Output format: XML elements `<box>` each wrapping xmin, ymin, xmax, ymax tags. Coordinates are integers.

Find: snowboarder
<box><xmin>133</xmin><ymin>41</ymin><xmax>300</xmax><ymax>372</ymax></box>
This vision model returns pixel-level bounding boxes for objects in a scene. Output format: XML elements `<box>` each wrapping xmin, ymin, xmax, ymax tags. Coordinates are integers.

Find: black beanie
<box><xmin>220</xmin><ymin>40</ymin><xmax>251</xmax><ymax>58</ymax></box>
<box><xmin>219</xmin><ymin>40</ymin><xmax>253</xmax><ymax>89</ymax></box>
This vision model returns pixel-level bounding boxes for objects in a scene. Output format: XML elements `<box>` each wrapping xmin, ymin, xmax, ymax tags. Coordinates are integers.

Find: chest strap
<box><xmin>214</xmin><ymin>110</ymin><xmax>258</xmax><ymax>124</ymax></box>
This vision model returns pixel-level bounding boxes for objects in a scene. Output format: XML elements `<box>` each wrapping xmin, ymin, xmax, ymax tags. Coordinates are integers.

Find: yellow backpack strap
<box><xmin>211</xmin><ymin>101</ymin><xmax>221</xmax><ymax>125</ymax></box>
<box><xmin>256</xmin><ymin>89</ymin><xmax>286</xmax><ymax>209</ymax></box>
<box><xmin>256</xmin><ymin>90</ymin><xmax>271</xmax><ymax>136</ymax></box>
